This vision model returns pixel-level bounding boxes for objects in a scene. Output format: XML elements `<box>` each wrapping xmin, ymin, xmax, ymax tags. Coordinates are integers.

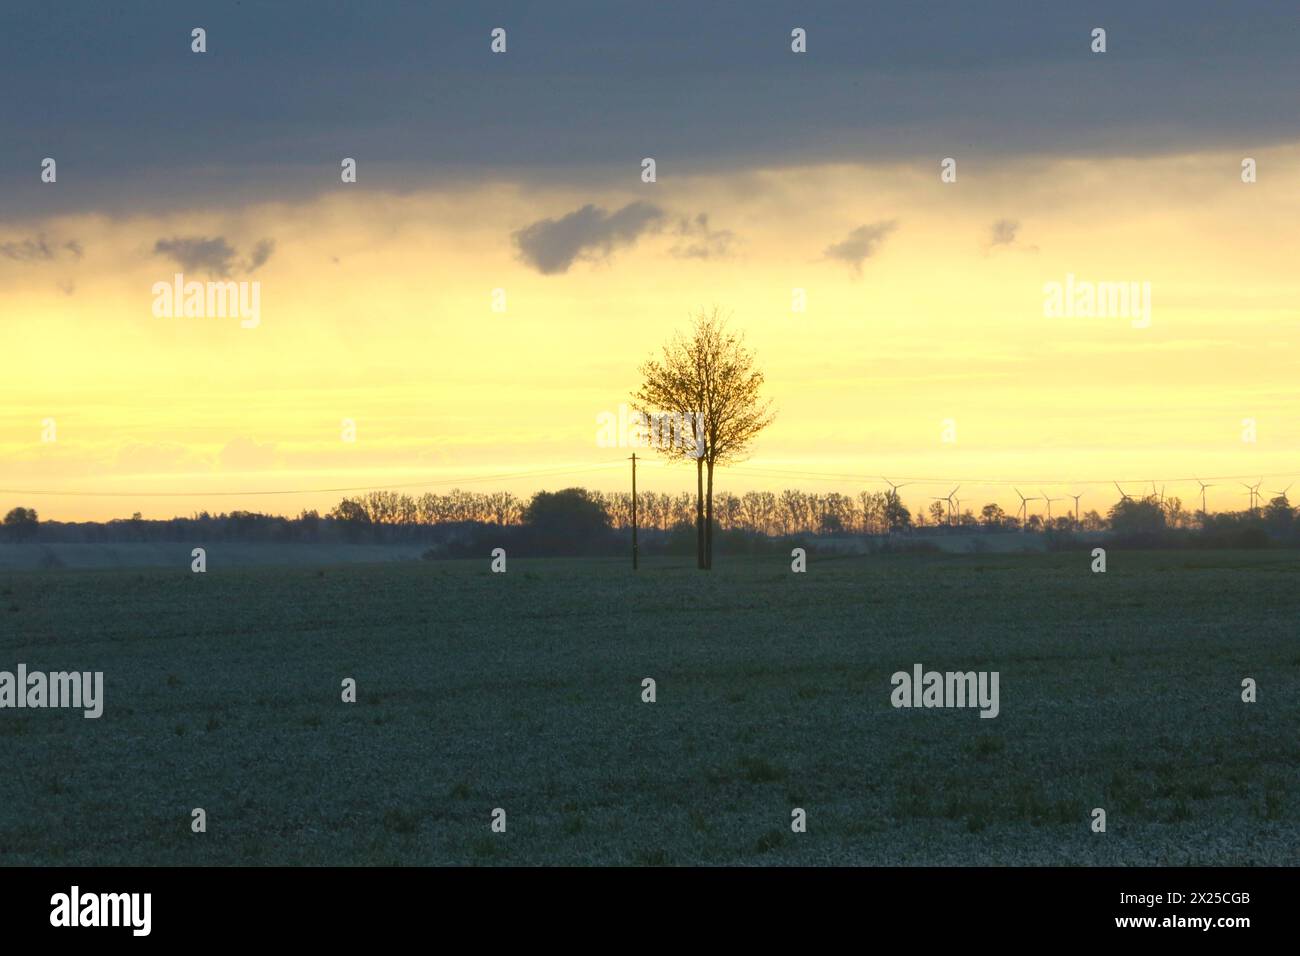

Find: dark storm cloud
<box><xmin>153</xmin><ymin>236</ymin><xmax>275</xmax><ymax>276</ymax></box>
<box><xmin>2</xmin><ymin>1</ymin><xmax>1299</xmax><ymax>215</ymax></box>
<box><xmin>513</xmin><ymin>202</ymin><xmax>664</xmax><ymax>274</ymax></box>
<box><xmin>824</xmin><ymin>221</ymin><xmax>898</xmax><ymax>274</ymax></box>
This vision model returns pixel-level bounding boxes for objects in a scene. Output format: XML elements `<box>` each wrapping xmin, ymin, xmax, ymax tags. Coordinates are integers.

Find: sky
<box><xmin>2</xmin><ymin>1</ymin><xmax>1299</xmax><ymax>521</ymax></box>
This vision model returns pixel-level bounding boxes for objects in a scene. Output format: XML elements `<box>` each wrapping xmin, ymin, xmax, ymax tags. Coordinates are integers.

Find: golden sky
<box><xmin>3</xmin><ymin>147</ymin><xmax>1298</xmax><ymax>521</ymax></box>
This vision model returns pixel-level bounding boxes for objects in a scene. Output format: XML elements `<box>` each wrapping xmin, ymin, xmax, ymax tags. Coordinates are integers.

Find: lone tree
<box><xmin>633</xmin><ymin>308</ymin><xmax>774</xmax><ymax>569</ymax></box>
<box><xmin>2</xmin><ymin>506</ymin><xmax>39</xmax><ymax>542</ymax></box>
<box><xmin>520</xmin><ymin>488</ymin><xmax>612</xmax><ymax>555</ymax></box>
<box><xmin>1107</xmin><ymin>495</ymin><xmax>1166</xmax><ymax>540</ymax></box>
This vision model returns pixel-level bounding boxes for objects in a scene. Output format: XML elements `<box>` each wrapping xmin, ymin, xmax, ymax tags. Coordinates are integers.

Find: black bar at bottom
<box><xmin>0</xmin><ymin>866</ymin><xmax>1286</xmax><ymax>942</ymax></box>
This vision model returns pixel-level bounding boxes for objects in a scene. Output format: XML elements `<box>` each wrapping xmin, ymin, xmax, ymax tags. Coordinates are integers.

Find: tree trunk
<box><xmin>695</xmin><ymin>457</ymin><xmax>705</xmax><ymax>569</ymax></box>
<box><xmin>705</xmin><ymin>460</ymin><xmax>715</xmax><ymax>569</ymax></box>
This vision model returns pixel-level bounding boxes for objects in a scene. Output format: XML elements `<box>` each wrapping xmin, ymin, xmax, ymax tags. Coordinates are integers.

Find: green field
<box><xmin>1</xmin><ymin>550</ymin><xmax>1296</xmax><ymax>865</ymax></box>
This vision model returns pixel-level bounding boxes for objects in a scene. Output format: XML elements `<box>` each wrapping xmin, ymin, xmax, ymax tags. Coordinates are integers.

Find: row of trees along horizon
<box><xmin>6</xmin><ymin>489</ymin><xmax>1298</xmax><ymax>554</ymax></box>
<box><xmin>5</xmin><ymin>312</ymin><xmax>1296</xmax><ymax>556</ymax></box>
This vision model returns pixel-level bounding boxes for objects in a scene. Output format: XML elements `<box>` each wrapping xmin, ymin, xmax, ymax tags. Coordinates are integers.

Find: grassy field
<box><xmin>0</xmin><ymin>541</ymin><xmax>426</xmax><ymax>571</ymax></box>
<box><xmin>1</xmin><ymin>550</ymin><xmax>1296</xmax><ymax>865</ymax></box>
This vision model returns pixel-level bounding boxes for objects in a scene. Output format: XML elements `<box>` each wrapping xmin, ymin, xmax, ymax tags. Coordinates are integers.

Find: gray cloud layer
<box><xmin>2</xmin><ymin>2</ymin><xmax>1297</xmax><ymax>216</ymax></box>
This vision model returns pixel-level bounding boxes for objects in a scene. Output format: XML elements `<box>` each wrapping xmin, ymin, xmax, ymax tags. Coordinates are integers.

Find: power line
<box><xmin>724</xmin><ymin>466</ymin><xmax>1300</xmax><ymax>489</ymax></box>
<box><xmin>0</xmin><ymin>460</ymin><xmax>627</xmax><ymax>498</ymax></box>
<box><xmin>2</xmin><ymin>456</ymin><xmax>1295</xmax><ymax>501</ymax></box>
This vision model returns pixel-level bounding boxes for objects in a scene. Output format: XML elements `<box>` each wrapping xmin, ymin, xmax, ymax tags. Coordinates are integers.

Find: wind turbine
<box><xmin>928</xmin><ymin>485</ymin><xmax>959</xmax><ymax>526</ymax></box>
<box><xmin>1195</xmin><ymin>479</ymin><xmax>1215</xmax><ymax>516</ymax></box>
<box><xmin>1241</xmin><ymin>479</ymin><xmax>1262</xmax><ymax>515</ymax></box>
<box><xmin>1069</xmin><ymin>493</ymin><xmax>1083</xmax><ymax>527</ymax></box>
<box><xmin>1150</xmin><ymin>482</ymin><xmax>1165</xmax><ymax>506</ymax></box>
<box><xmin>1041</xmin><ymin>490</ymin><xmax>1064</xmax><ymax>524</ymax></box>
<box><xmin>882</xmin><ymin>478</ymin><xmax>911</xmax><ymax>524</ymax></box>
<box><xmin>1268</xmin><ymin>481</ymin><xmax>1293</xmax><ymax>505</ymax></box>
<box><xmin>1114</xmin><ymin>481</ymin><xmax>1134</xmax><ymax>502</ymax></box>
<box><xmin>1013</xmin><ymin>487</ymin><xmax>1039</xmax><ymax>531</ymax></box>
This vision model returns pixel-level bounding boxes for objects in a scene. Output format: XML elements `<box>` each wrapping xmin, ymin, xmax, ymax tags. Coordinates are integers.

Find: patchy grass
<box><xmin>0</xmin><ymin>550</ymin><xmax>1297</xmax><ymax>864</ymax></box>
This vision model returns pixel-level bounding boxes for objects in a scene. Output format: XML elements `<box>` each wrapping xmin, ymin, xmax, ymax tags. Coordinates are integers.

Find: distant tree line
<box><xmin>323</xmin><ymin>487</ymin><xmax>915</xmax><ymax>535</ymax></box>
<box><xmin>7</xmin><ymin>488</ymin><xmax>1300</xmax><ymax>554</ymax></box>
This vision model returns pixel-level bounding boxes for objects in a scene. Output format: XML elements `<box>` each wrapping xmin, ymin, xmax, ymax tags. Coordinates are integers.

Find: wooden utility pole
<box><xmin>630</xmin><ymin>453</ymin><xmax>639</xmax><ymax>570</ymax></box>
